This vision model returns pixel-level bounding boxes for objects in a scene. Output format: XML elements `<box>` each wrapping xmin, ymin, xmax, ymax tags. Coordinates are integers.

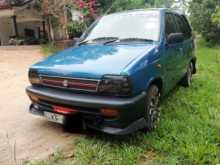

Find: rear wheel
<box><xmin>181</xmin><ymin>62</ymin><xmax>193</xmax><ymax>87</ymax></box>
<box><xmin>143</xmin><ymin>85</ymin><xmax>161</xmax><ymax>132</ymax></box>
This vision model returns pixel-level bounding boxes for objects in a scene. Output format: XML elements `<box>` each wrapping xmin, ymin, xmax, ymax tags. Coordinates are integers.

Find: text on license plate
<box><xmin>44</xmin><ymin>111</ymin><xmax>65</xmax><ymax>124</ymax></box>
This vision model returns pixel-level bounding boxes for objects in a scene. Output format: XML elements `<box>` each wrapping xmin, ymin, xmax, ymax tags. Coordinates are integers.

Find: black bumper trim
<box><xmin>88</xmin><ymin>117</ymin><xmax>147</xmax><ymax>135</ymax></box>
<box><xmin>30</xmin><ymin>104</ymin><xmax>147</xmax><ymax>135</ymax></box>
<box><xmin>26</xmin><ymin>86</ymin><xmax>146</xmax><ymax>109</ymax></box>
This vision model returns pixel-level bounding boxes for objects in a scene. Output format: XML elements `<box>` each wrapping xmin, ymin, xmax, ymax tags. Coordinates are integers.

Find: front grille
<box><xmin>40</xmin><ymin>75</ymin><xmax>100</xmax><ymax>92</ymax></box>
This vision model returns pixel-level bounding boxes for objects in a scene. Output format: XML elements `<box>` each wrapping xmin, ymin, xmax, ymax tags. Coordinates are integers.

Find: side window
<box><xmin>165</xmin><ymin>13</ymin><xmax>177</xmax><ymax>38</ymax></box>
<box><xmin>173</xmin><ymin>15</ymin><xmax>183</xmax><ymax>33</ymax></box>
<box><xmin>174</xmin><ymin>14</ymin><xmax>192</xmax><ymax>39</ymax></box>
<box><xmin>181</xmin><ymin>16</ymin><xmax>192</xmax><ymax>39</ymax></box>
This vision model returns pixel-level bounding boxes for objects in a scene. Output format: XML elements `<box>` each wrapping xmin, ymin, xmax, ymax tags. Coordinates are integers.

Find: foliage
<box><xmin>8</xmin><ymin>37</ymin><xmax>25</xmax><ymax>45</ymax></box>
<box><xmin>71</xmin><ymin>0</ymin><xmax>158</xmax><ymax>35</ymax></box>
<box><xmin>67</xmin><ymin>20</ymin><xmax>87</xmax><ymax>38</ymax></box>
<box><xmin>73</xmin><ymin>0</ymin><xmax>177</xmax><ymax>19</ymax></box>
<box><xmin>37</xmin><ymin>0</ymin><xmax>73</xmax><ymax>17</ymax></box>
<box><xmin>31</xmin><ymin>38</ymin><xmax>220</xmax><ymax>165</ymax></box>
<box><xmin>189</xmin><ymin>0</ymin><xmax>220</xmax><ymax>43</ymax></box>
<box><xmin>36</xmin><ymin>0</ymin><xmax>177</xmax><ymax>39</ymax></box>
<box><xmin>101</xmin><ymin>0</ymin><xmax>150</xmax><ymax>13</ymax></box>
<box><xmin>95</xmin><ymin>0</ymin><xmax>178</xmax><ymax>14</ymax></box>
<box><xmin>73</xmin><ymin>0</ymin><xmax>97</xmax><ymax>18</ymax></box>
<box><xmin>212</xmin><ymin>6</ymin><xmax>220</xmax><ymax>28</ymax></box>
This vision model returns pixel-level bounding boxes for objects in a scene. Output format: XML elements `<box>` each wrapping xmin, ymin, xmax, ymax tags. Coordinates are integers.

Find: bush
<box><xmin>189</xmin><ymin>0</ymin><xmax>220</xmax><ymax>44</ymax></box>
<box><xmin>67</xmin><ymin>21</ymin><xmax>87</xmax><ymax>38</ymax></box>
<box><xmin>212</xmin><ymin>6</ymin><xmax>220</xmax><ymax>28</ymax></box>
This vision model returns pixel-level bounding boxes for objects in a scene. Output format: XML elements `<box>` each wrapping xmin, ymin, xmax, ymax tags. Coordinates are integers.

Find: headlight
<box><xmin>28</xmin><ymin>69</ymin><xmax>41</xmax><ymax>85</ymax></box>
<box><xmin>98</xmin><ymin>75</ymin><xmax>132</xmax><ymax>97</ymax></box>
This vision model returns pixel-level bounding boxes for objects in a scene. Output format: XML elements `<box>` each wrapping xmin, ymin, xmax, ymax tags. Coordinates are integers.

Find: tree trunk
<box><xmin>63</xmin><ymin>6</ymin><xmax>69</xmax><ymax>40</ymax></box>
<box><xmin>47</xmin><ymin>16</ymin><xmax>55</xmax><ymax>42</ymax></box>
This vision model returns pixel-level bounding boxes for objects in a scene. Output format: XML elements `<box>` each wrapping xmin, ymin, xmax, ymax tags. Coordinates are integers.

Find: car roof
<box><xmin>107</xmin><ymin>8</ymin><xmax>185</xmax><ymax>17</ymax></box>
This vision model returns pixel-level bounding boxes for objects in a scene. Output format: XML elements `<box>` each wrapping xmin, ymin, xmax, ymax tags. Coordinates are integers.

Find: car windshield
<box><xmin>82</xmin><ymin>11</ymin><xmax>161</xmax><ymax>43</ymax></box>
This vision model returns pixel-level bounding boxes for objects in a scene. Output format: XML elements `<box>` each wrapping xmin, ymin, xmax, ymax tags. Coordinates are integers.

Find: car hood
<box><xmin>32</xmin><ymin>44</ymin><xmax>156</xmax><ymax>79</ymax></box>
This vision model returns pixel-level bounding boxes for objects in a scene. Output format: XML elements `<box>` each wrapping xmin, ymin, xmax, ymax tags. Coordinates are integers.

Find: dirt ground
<box><xmin>0</xmin><ymin>46</ymin><xmax>76</xmax><ymax>165</ymax></box>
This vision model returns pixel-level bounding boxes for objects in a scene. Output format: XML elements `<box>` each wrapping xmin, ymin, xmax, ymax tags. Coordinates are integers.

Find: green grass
<box><xmin>29</xmin><ymin>39</ymin><xmax>220</xmax><ymax>165</ymax></box>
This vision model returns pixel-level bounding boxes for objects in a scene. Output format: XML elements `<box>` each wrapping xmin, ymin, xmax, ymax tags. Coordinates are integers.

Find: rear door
<box><xmin>173</xmin><ymin>14</ymin><xmax>194</xmax><ymax>77</ymax></box>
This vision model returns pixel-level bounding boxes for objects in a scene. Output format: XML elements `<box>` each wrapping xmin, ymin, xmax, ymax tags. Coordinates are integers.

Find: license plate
<box><xmin>44</xmin><ymin>111</ymin><xmax>65</xmax><ymax>124</ymax></box>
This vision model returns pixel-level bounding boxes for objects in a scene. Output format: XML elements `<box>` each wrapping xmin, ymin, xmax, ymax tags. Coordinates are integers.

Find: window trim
<box><xmin>164</xmin><ymin>12</ymin><xmax>192</xmax><ymax>42</ymax></box>
<box><xmin>173</xmin><ymin>14</ymin><xmax>192</xmax><ymax>40</ymax></box>
<box><xmin>165</xmin><ymin>13</ymin><xmax>178</xmax><ymax>39</ymax></box>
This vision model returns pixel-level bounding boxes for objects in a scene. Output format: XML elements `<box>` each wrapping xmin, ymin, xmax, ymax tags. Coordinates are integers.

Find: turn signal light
<box><xmin>100</xmin><ymin>108</ymin><xmax>119</xmax><ymax>117</ymax></box>
<box><xmin>30</xmin><ymin>95</ymin><xmax>39</xmax><ymax>102</ymax></box>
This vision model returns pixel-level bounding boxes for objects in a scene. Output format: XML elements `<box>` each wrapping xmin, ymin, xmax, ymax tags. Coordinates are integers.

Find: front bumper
<box><xmin>26</xmin><ymin>86</ymin><xmax>147</xmax><ymax>135</ymax></box>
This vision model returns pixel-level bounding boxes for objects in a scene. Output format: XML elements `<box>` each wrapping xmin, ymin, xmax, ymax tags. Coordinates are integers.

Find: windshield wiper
<box><xmin>79</xmin><ymin>37</ymin><xmax>154</xmax><ymax>45</ymax></box>
<box><xmin>79</xmin><ymin>37</ymin><xmax>119</xmax><ymax>45</ymax></box>
<box><xmin>119</xmin><ymin>38</ymin><xmax>154</xmax><ymax>42</ymax></box>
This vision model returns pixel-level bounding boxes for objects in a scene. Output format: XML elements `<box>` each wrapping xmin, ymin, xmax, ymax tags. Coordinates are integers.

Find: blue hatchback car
<box><xmin>26</xmin><ymin>9</ymin><xmax>196</xmax><ymax>135</ymax></box>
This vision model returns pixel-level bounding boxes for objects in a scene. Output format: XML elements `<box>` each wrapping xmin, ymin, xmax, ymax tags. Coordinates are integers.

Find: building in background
<box><xmin>0</xmin><ymin>0</ymin><xmax>46</xmax><ymax>45</ymax></box>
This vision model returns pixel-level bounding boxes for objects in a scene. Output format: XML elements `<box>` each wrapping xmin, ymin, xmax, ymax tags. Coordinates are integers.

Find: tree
<box><xmin>71</xmin><ymin>0</ymin><xmax>176</xmax><ymax>37</ymax></box>
<box><xmin>73</xmin><ymin>0</ymin><xmax>173</xmax><ymax>17</ymax></box>
<box><xmin>189</xmin><ymin>0</ymin><xmax>220</xmax><ymax>43</ymax></box>
<box><xmin>212</xmin><ymin>6</ymin><xmax>220</xmax><ymax>28</ymax></box>
<box><xmin>73</xmin><ymin>0</ymin><xmax>149</xmax><ymax>18</ymax></box>
<box><xmin>73</xmin><ymin>0</ymin><xmax>97</xmax><ymax>18</ymax></box>
<box><xmin>36</xmin><ymin>0</ymin><xmax>74</xmax><ymax>41</ymax></box>
<box><xmin>102</xmin><ymin>0</ymin><xmax>150</xmax><ymax>13</ymax></box>
<box><xmin>37</xmin><ymin>0</ymin><xmax>177</xmax><ymax>41</ymax></box>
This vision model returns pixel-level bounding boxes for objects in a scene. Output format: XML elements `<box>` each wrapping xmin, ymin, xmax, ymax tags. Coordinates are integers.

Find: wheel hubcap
<box><xmin>147</xmin><ymin>88</ymin><xmax>160</xmax><ymax>129</ymax></box>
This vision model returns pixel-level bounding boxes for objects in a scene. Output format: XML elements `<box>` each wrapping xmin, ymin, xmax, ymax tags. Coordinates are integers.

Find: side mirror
<box><xmin>167</xmin><ymin>33</ymin><xmax>184</xmax><ymax>44</ymax></box>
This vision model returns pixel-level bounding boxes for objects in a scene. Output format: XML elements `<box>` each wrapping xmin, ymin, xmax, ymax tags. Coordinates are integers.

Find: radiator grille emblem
<box><xmin>63</xmin><ymin>80</ymin><xmax>68</xmax><ymax>87</ymax></box>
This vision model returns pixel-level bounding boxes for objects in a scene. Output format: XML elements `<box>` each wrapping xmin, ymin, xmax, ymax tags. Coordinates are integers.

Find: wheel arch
<box><xmin>146</xmin><ymin>77</ymin><xmax>163</xmax><ymax>95</ymax></box>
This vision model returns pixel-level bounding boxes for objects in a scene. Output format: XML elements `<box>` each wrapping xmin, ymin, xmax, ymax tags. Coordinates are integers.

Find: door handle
<box><xmin>179</xmin><ymin>48</ymin><xmax>183</xmax><ymax>51</ymax></box>
<box><xmin>179</xmin><ymin>48</ymin><xmax>183</xmax><ymax>54</ymax></box>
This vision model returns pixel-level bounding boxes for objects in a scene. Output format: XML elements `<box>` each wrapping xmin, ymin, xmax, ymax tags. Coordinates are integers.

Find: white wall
<box><xmin>0</xmin><ymin>7</ymin><xmax>43</xmax><ymax>45</ymax></box>
<box><xmin>0</xmin><ymin>18</ymin><xmax>42</xmax><ymax>45</ymax></box>
<box><xmin>0</xmin><ymin>17</ymin><xmax>14</xmax><ymax>45</ymax></box>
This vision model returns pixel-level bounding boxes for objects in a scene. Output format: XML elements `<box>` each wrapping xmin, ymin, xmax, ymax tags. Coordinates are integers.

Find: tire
<box><xmin>143</xmin><ymin>85</ymin><xmax>161</xmax><ymax>132</ymax></box>
<box><xmin>181</xmin><ymin>62</ymin><xmax>193</xmax><ymax>87</ymax></box>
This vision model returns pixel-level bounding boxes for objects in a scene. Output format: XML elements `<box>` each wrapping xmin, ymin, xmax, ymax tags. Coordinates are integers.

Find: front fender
<box><xmin>144</xmin><ymin>76</ymin><xmax>162</xmax><ymax>91</ymax></box>
<box><xmin>123</xmin><ymin>47</ymin><xmax>163</xmax><ymax>96</ymax></box>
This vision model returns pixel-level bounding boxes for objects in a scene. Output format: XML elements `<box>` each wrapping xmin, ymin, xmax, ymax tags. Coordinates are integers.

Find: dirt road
<box><xmin>0</xmin><ymin>46</ymin><xmax>75</xmax><ymax>165</ymax></box>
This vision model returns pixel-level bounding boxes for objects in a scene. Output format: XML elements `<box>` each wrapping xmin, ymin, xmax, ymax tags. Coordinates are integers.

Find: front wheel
<box><xmin>143</xmin><ymin>85</ymin><xmax>161</xmax><ymax>132</ymax></box>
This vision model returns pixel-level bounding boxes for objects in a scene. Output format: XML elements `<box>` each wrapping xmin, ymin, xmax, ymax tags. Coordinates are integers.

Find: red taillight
<box><xmin>100</xmin><ymin>108</ymin><xmax>119</xmax><ymax>117</ymax></box>
<box><xmin>53</xmin><ymin>106</ymin><xmax>78</xmax><ymax>115</ymax></box>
